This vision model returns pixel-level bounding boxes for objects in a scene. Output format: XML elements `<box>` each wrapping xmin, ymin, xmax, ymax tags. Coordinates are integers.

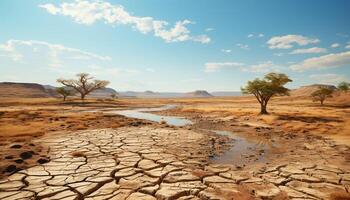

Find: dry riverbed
<box><xmin>0</xmin><ymin>97</ymin><xmax>350</xmax><ymax>199</ymax></box>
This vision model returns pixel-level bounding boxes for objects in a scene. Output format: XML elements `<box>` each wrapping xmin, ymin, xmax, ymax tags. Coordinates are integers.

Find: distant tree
<box><xmin>311</xmin><ymin>86</ymin><xmax>334</xmax><ymax>105</ymax></box>
<box><xmin>241</xmin><ymin>73</ymin><xmax>292</xmax><ymax>114</ymax></box>
<box><xmin>111</xmin><ymin>93</ymin><xmax>118</xmax><ymax>99</ymax></box>
<box><xmin>56</xmin><ymin>87</ymin><xmax>74</xmax><ymax>101</ymax></box>
<box><xmin>57</xmin><ymin>73</ymin><xmax>109</xmax><ymax>100</ymax></box>
<box><xmin>337</xmin><ymin>81</ymin><xmax>350</xmax><ymax>93</ymax></box>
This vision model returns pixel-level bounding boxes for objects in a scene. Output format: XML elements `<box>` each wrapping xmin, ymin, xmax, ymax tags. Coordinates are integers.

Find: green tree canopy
<box><xmin>56</xmin><ymin>87</ymin><xmax>75</xmax><ymax>101</ymax></box>
<box><xmin>241</xmin><ymin>73</ymin><xmax>292</xmax><ymax>114</ymax></box>
<box><xmin>311</xmin><ymin>86</ymin><xmax>334</xmax><ymax>105</ymax></box>
<box><xmin>337</xmin><ymin>81</ymin><xmax>350</xmax><ymax>92</ymax></box>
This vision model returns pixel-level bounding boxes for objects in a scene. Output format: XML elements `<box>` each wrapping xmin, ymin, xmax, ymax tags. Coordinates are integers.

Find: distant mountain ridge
<box><xmin>291</xmin><ymin>84</ymin><xmax>337</xmax><ymax>97</ymax></box>
<box><xmin>185</xmin><ymin>90</ymin><xmax>213</xmax><ymax>97</ymax></box>
<box><xmin>0</xmin><ymin>82</ymin><xmax>54</xmax><ymax>98</ymax></box>
<box><xmin>0</xmin><ymin>82</ymin><xmax>243</xmax><ymax>98</ymax></box>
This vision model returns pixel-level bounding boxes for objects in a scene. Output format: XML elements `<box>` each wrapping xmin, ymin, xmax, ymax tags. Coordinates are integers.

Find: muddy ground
<box><xmin>0</xmin><ymin>97</ymin><xmax>350</xmax><ymax>199</ymax></box>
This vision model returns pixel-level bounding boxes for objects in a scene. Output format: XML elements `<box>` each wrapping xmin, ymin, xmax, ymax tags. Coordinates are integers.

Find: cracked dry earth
<box><xmin>0</xmin><ymin>126</ymin><xmax>349</xmax><ymax>200</ymax></box>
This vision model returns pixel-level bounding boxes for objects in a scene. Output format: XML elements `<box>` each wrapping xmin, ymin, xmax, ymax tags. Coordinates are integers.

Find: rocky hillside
<box><xmin>0</xmin><ymin>82</ymin><xmax>55</xmax><ymax>98</ymax></box>
<box><xmin>0</xmin><ymin>82</ymin><xmax>119</xmax><ymax>98</ymax></box>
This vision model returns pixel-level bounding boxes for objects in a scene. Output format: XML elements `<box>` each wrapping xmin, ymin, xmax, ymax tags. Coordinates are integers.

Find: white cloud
<box><xmin>331</xmin><ymin>43</ymin><xmax>340</xmax><ymax>48</ymax></box>
<box><xmin>247</xmin><ymin>33</ymin><xmax>264</xmax><ymax>38</ymax></box>
<box><xmin>236</xmin><ymin>43</ymin><xmax>249</xmax><ymax>50</ymax></box>
<box><xmin>242</xmin><ymin>61</ymin><xmax>279</xmax><ymax>73</ymax></box>
<box><xmin>204</xmin><ymin>61</ymin><xmax>279</xmax><ymax>73</ymax></box>
<box><xmin>290</xmin><ymin>51</ymin><xmax>350</xmax><ymax>71</ymax></box>
<box><xmin>267</xmin><ymin>34</ymin><xmax>319</xmax><ymax>49</ymax></box>
<box><xmin>0</xmin><ymin>40</ymin><xmax>111</xmax><ymax>67</ymax></box>
<box><xmin>221</xmin><ymin>49</ymin><xmax>232</xmax><ymax>53</ymax></box>
<box><xmin>309</xmin><ymin>74</ymin><xmax>349</xmax><ymax>84</ymax></box>
<box><xmin>273</xmin><ymin>53</ymin><xmax>284</xmax><ymax>57</ymax></box>
<box><xmin>205</xmin><ymin>28</ymin><xmax>214</xmax><ymax>32</ymax></box>
<box><xmin>346</xmin><ymin>42</ymin><xmax>350</xmax><ymax>49</ymax></box>
<box><xmin>39</xmin><ymin>0</ymin><xmax>210</xmax><ymax>44</ymax></box>
<box><xmin>204</xmin><ymin>62</ymin><xmax>244</xmax><ymax>72</ymax></box>
<box><xmin>289</xmin><ymin>47</ymin><xmax>327</xmax><ymax>55</ymax></box>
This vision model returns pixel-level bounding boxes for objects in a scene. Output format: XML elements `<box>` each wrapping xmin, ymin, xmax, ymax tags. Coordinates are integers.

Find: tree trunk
<box><xmin>260</xmin><ymin>103</ymin><xmax>268</xmax><ymax>115</ymax></box>
<box><xmin>81</xmin><ymin>93</ymin><xmax>86</xmax><ymax>100</ymax></box>
<box><xmin>63</xmin><ymin>96</ymin><xmax>66</xmax><ymax>101</ymax></box>
<box><xmin>320</xmin><ymin>99</ymin><xmax>324</xmax><ymax>106</ymax></box>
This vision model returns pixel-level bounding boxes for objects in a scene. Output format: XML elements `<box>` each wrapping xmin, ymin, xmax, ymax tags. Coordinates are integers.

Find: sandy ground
<box><xmin>0</xmin><ymin>96</ymin><xmax>350</xmax><ymax>199</ymax></box>
<box><xmin>0</xmin><ymin>99</ymin><xmax>157</xmax><ymax>179</ymax></box>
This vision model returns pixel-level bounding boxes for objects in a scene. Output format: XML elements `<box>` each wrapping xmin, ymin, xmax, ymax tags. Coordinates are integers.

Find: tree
<box><xmin>111</xmin><ymin>93</ymin><xmax>118</xmax><ymax>99</ymax></box>
<box><xmin>241</xmin><ymin>73</ymin><xmax>292</xmax><ymax>114</ymax></box>
<box><xmin>57</xmin><ymin>73</ymin><xmax>109</xmax><ymax>100</ymax></box>
<box><xmin>311</xmin><ymin>86</ymin><xmax>334</xmax><ymax>105</ymax></box>
<box><xmin>337</xmin><ymin>81</ymin><xmax>350</xmax><ymax>93</ymax></box>
<box><xmin>56</xmin><ymin>87</ymin><xmax>75</xmax><ymax>101</ymax></box>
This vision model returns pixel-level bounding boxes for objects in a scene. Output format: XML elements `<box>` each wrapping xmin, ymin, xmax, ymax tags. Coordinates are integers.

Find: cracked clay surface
<box><xmin>0</xmin><ymin>126</ymin><xmax>349</xmax><ymax>199</ymax></box>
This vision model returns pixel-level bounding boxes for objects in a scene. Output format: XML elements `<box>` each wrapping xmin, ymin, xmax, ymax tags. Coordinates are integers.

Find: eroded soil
<box><xmin>1</xmin><ymin>97</ymin><xmax>350</xmax><ymax>199</ymax></box>
<box><xmin>1</xmin><ymin>126</ymin><xmax>349</xmax><ymax>200</ymax></box>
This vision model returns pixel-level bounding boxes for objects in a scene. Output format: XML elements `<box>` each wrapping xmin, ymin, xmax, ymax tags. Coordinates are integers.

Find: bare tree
<box><xmin>311</xmin><ymin>86</ymin><xmax>334</xmax><ymax>105</ymax></box>
<box><xmin>57</xmin><ymin>73</ymin><xmax>109</xmax><ymax>100</ymax></box>
<box><xmin>241</xmin><ymin>73</ymin><xmax>292</xmax><ymax>114</ymax></box>
<box><xmin>56</xmin><ymin>87</ymin><xmax>75</xmax><ymax>101</ymax></box>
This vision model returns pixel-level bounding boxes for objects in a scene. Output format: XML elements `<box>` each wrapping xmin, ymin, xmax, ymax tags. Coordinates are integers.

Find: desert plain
<box><xmin>0</xmin><ymin>92</ymin><xmax>349</xmax><ymax>200</ymax></box>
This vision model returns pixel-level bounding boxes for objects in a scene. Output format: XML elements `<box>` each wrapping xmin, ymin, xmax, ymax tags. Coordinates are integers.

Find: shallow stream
<box><xmin>99</xmin><ymin>104</ymin><xmax>274</xmax><ymax>165</ymax></box>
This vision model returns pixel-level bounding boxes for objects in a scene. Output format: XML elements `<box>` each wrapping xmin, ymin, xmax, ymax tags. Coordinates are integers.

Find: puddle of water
<box><xmin>210</xmin><ymin>130</ymin><xmax>270</xmax><ymax>165</ymax></box>
<box><xmin>92</xmin><ymin>104</ymin><xmax>276</xmax><ymax>165</ymax></box>
<box><xmin>106</xmin><ymin>105</ymin><xmax>193</xmax><ymax>126</ymax></box>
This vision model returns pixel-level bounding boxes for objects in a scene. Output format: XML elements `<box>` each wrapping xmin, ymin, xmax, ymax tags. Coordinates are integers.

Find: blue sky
<box><xmin>1</xmin><ymin>0</ymin><xmax>350</xmax><ymax>92</ymax></box>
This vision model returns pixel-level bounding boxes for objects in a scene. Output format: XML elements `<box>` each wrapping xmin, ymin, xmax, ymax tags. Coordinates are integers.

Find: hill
<box><xmin>0</xmin><ymin>82</ymin><xmax>55</xmax><ymax>98</ymax></box>
<box><xmin>88</xmin><ymin>88</ymin><xmax>119</xmax><ymax>98</ymax></box>
<box><xmin>0</xmin><ymin>82</ymin><xmax>119</xmax><ymax>99</ymax></box>
<box><xmin>185</xmin><ymin>90</ymin><xmax>213</xmax><ymax>97</ymax></box>
<box><xmin>290</xmin><ymin>84</ymin><xmax>337</xmax><ymax>97</ymax></box>
<box><xmin>211</xmin><ymin>91</ymin><xmax>242</xmax><ymax>97</ymax></box>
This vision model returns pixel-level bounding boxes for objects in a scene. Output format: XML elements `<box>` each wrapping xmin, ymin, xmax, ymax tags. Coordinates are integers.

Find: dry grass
<box><xmin>167</xmin><ymin>94</ymin><xmax>350</xmax><ymax>145</ymax></box>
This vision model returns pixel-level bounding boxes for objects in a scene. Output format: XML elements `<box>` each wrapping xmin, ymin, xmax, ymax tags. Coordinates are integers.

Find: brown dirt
<box><xmin>0</xmin><ymin>98</ymin><xmax>156</xmax><ymax>179</ymax></box>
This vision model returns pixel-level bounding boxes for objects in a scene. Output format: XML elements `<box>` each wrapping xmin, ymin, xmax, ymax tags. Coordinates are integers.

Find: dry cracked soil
<box><xmin>0</xmin><ymin>126</ymin><xmax>349</xmax><ymax>200</ymax></box>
